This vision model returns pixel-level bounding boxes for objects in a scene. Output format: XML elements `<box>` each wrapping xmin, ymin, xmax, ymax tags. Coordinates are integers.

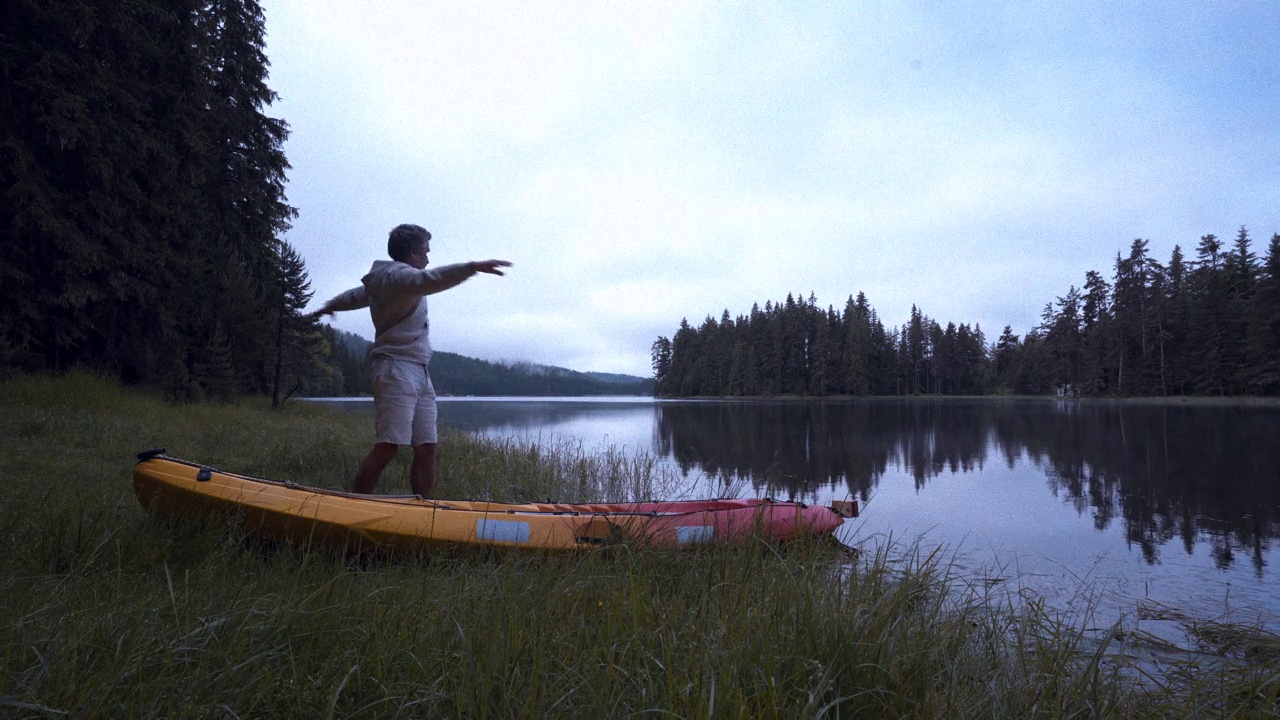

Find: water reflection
<box><xmin>654</xmin><ymin>399</ymin><xmax>1280</xmax><ymax>575</ymax></box>
<box><xmin>317</xmin><ymin>397</ymin><xmax>1280</xmax><ymax>577</ymax></box>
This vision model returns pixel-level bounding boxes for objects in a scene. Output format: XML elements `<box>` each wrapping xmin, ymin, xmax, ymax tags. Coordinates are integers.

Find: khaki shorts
<box><xmin>371</xmin><ymin>359</ymin><xmax>437</xmax><ymax>446</ymax></box>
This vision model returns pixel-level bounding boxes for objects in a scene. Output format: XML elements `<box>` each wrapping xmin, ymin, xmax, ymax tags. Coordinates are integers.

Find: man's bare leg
<box><xmin>410</xmin><ymin>442</ymin><xmax>437</xmax><ymax>497</ymax></box>
<box><xmin>353</xmin><ymin>443</ymin><xmax>399</xmax><ymax>494</ymax></box>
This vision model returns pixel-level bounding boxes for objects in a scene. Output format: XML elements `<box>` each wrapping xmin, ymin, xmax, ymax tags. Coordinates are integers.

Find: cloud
<box><xmin>265</xmin><ymin>0</ymin><xmax>1280</xmax><ymax>376</ymax></box>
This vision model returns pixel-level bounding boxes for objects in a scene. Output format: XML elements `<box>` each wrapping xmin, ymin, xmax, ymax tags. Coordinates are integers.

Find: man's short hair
<box><xmin>388</xmin><ymin>224</ymin><xmax>431</xmax><ymax>261</ymax></box>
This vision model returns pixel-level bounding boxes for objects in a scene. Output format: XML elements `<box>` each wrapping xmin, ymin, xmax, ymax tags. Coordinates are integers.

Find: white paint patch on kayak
<box><xmin>476</xmin><ymin>518</ymin><xmax>531</xmax><ymax>543</ymax></box>
<box><xmin>677</xmin><ymin>525</ymin><xmax>714</xmax><ymax>544</ymax></box>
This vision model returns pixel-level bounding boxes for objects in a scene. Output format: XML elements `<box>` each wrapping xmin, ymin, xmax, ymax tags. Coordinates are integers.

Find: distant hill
<box><xmin>584</xmin><ymin>371</ymin><xmax>647</xmax><ymax>385</ymax></box>
<box><xmin>311</xmin><ymin>327</ymin><xmax>654</xmax><ymax>397</ymax></box>
<box><xmin>431</xmin><ymin>356</ymin><xmax>653</xmax><ymax>396</ymax></box>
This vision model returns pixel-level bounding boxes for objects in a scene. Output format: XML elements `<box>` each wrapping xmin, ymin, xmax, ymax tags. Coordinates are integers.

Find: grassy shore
<box><xmin>1</xmin><ymin>373</ymin><xmax>1277</xmax><ymax>718</ymax></box>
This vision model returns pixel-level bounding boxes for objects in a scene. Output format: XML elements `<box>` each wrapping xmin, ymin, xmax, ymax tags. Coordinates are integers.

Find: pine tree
<box><xmin>1014</xmin><ymin>330</ymin><xmax>1053</xmax><ymax>394</ymax></box>
<box><xmin>1043</xmin><ymin>287</ymin><xmax>1083</xmax><ymax>395</ymax></box>
<box><xmin>1188</xmin><ymin>234</ymin><xmax>1229</xmax><ymax>395</ymax></box>
<box><xmin>1</xmin><ymin>0</ymin><xmax>306</xmax><ymax>398</ymax></box>
<box><xmin>993</xmin><ymin>326</ymin><xmax>1020</xmax><ymax>392</ymax></box>
<box><xmin>1244</xmin><ymin>233</ymin><xmax>1280</xmax><ymax>394</ymax></box>
<box><xmin>956</xmin><ymin>323</ymin><xmax>987</xmax><ymax>394</ymax></box>
<box><xmin>670</xmin><ymin>318</ymin><xmax>698</xmax><ymax>396</ymax></box>
<box><xmin>1223</xmin><ymin>226</ymin><xmax>1258</xmax><ymax>392</ymax></box>
<box><xmin>269</xmin><ymin>240</ymin><xmax>326</xmax><ymax>407</ymax></box>
<box><xmin>196</xmin><ymin>0</ymin><xmax>297</xmax><ymax>391</ymax></box>
<box><xmin>1111</xmin><ymin>240</ymin><xmax>1158</xmax><ymax>394</ymax></box>
<box><xmin>868</xmin><ymin>313</ymin><xmax>894</xmax><ymax>395</ymax></box>
<box><xmin>808</xmin><ymin>307</ymin><xmax>839</xmax><ymax>396</ymax></box>
<box><xmin>906</xmin><ymin>306</ymin><xmax>926</xmax><ymax>394</ymax></box>
<box><xmin>1162</xmin><ymin>246</ymin><xmax>1191</xmax><ymax>395</ymax></box>
<box><xmin>1078</xmin><ymin>270</ymin><xmax>1113</xmax><ymax>395</ymax></box>
<box><xmin>779</xmin><ymin>294</ymin><xmax>806</xmax><ymax>395</ymax></box>
<box><xmin>650</xmin><ymin>336</ymin><xmax>672</xmax><ymax>395</ymax></box>
<box><xmin>198</xmin><ymin>321</ymin><xmax>237</xmax><ymax>402</ymax></box>
<box><xmin>843</xmin><ymin>294</ymin><xmax>872</xmax><ymax>395</ymax></box>
<box><xmin>1</xmin><ymin>1</ymin><xmax>197</xmax><ymax>374</ymax></box>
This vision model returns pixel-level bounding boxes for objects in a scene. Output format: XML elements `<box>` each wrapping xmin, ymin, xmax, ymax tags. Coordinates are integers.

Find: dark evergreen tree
<box><xmin>269</xmin><ymin>240</ymin><xmax>327</xmax><ymax>407</ymax></box>
<box><xmin>808</xmin><ymin>306</ymin><xmax>840</xmax><ymax>396</ymax></box>
<box><xmin>779</xmin><ymin>294</ymin><xmax>807</xmax><ymax>395</ymax></box>
<box><xmin>1</xmin><ymin>0</ymin><xmax>204</xmax><ymax>376</ymax></box>
<box><xmin>868</xmin><ymin>312</ymin><xmax>895</xmax><ymax>395</ymax></box>
<box><xmin>1111</xmin><ymin>241</ymin><xmax>1153</xmax><ymax>394</ymax></box>
<box><xmin>196</xmin><ymin>321</ymin><xmax>237</xmax><ymax>402</ymax></box>
<box><xmin>1</xmin><ymin>0</ymin><xmax>303</xmax><ymax>401</ymax></box>
<box><xmin>993</xmin><ymin>325</ymin><xmax>1020</xmax><ymax>392</ymax></box>
<box><xmin>1244</xmin><ymin>234</ymin><xmax>1280</xmax><ymax>394</ymax></box>
<box><xmin>905</xmin><ymin>305</ymin><xmax>926</xmax><ymax>394</ymax></box>
<box><xmin>670</xmin><ymin>318</ymin><xmax>698</xmax><ymax>396</ymax></box>
<box><xmin>1187</xmin><ymin>234</ymin><xmax>1230</xmax><ymax>395</ymax></box>
<box><xmin>957</xmin><ymin>323</ymin><xmax>987</xmax><ymax>394</ymax></box>
<box><xmin>1223</xmin><ymin>226</ymin><xmax>1258</xmax><ymax>393</ymax></box>
<box><xmin>195</xmin><ymin>0</ymin><xmax>297</xmax><ymax>395</ymax></box>
<box><xmin>1146</xmin><ymin>256</ymin><xmax>1172</xmax><ymax>396</ymax></box>
<box><xmin>1162</xmin><ymin>246</ymin><xmax>1191</xmax><ymax>395</ymax></box>
<box><xmin>744</xmin><ymin>304</ymin><xmax>764</xmax><ymax>395</ymax></box>
<box><xmin>759</xmin><ymin>302</ymin><xmax>782</xmax><ymax>395</ymax></box>
<box><xmin>1014</xmin><ymin>330</ymin><xmax>1054</xmax><ymax>394</ymax></box>
<box><xmin>1042</xmin><ymin>287</ymin><xmax>1083</xmax><ymax>395</ymax></box>
<box><xmin>650</xmin><ymin>336</ymin><xmax>672</xmax><ymax>395</ymax></box>
<box><xmin>843</xmin><ymin>294</ymin><xmax>872</xmax><ymax>395</ymax></box>
<box><xmin>1077</xmin><ymin>270</ymin><xmax>1113</xmax><ymax>395</ymax></box>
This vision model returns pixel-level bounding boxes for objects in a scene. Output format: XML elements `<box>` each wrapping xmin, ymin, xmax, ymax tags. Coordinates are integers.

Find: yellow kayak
<box><xmin>133</xmin><ymin>450</ymin><xmax>856</xmax><ymax>554</ymax></box>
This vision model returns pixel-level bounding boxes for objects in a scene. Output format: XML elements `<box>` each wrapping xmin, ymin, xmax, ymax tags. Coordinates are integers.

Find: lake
<box><xmin>315</xmin><ymin>396</ymin><xmax>1280</xmax><ymax>637</ymax></box>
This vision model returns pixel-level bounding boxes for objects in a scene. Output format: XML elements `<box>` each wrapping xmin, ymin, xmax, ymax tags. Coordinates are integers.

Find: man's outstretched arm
<box><xmin>389</xmin><ymin>260</ymin><xmax>513</xmax><ymax>296</ymax></box>
<box><xmin>308</xmin><ymin>286</ymin><xmax>369</xmax><ymax>319</ymax></box>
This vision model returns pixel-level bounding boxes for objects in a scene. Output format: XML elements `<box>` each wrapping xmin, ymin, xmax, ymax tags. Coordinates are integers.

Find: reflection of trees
<box><xmin>653</xmin><ymin>400</ymin><xmax>994</xmax><ymax>503</ymax></box>
<box><xmin>1001</xmin><ymin>402</ymin><xmax>1280</xmax><ymax>575</ymax></box>
<box><xmin>654</xmin><ymin>400</ymin><xmax>1280</xmax><ymax>572</ymax></box>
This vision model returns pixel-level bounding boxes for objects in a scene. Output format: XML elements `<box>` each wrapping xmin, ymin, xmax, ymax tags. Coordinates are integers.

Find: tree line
<box><xmin>2</xmin><ymin>0</ymin><xmax>326</xmax><ymax>405</ymax></box>
<box><xmin>652</xmin><ymin>228</ymin><xmax>1280</xmax><ymax>398</ymax></box>
<box><xmin>651</xmin><ymin>292</ymin><xmax>990</xmax><ymax>397</ymax></box>
<box><xmin>1010</xmin><ymin>229</ymin><xmax>1280</xmax><ymax>396</ymax></box>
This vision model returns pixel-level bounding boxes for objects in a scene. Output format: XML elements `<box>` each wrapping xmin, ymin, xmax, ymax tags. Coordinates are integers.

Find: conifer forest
<box><xmin>652</xmin><ymin>231</ymin><xmax>1280</xmax><ymax>398</ymax></box>
<box><xmin>1</xmin><ymin>1</ymin><xmax>323</xmax><ymax>404</ymax></box>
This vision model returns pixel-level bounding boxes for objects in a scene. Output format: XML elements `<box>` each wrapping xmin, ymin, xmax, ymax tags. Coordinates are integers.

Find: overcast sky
<box><xmin>261</xmin><ymin>1</ymin><xmax>1280</xmax><ymax>377</ymax></box>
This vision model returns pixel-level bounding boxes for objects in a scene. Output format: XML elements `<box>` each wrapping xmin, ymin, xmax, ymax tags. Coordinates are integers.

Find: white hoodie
<box><xmin>323</xmin><ymin>260</ymin><xmax>477</xmax><ymax>365</ymax></box>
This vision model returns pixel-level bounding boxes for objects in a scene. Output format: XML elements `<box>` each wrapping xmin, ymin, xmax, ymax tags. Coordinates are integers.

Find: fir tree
<box><xmin>269</xmin><ymin>240</ymin><xmax>326</xmax><ymax>407</ymax></box>
<box><xmin>1188</xmin><ymin>234</ymin><xmax>1230</xmax><ymax>395</ymax></box>
<box><xmin>1244</xmin><ymin>234</ymin><xmax>1280</xmax><ymax>394</ymax></box>
<box><xmin>993</xmin><ymin>326</ymin><xmax>1020</xmax><ymax>391</ymax></box>
<box><xmin>844</xmin><ymin>294</ymin><xmax>872</xmax><ymax>395</ymax></box>
<box><xmin>1</xmin><ymin>0</ymin><xmax>306</xmax><ymax>399</ymax></box>
<box><xmin>650</xmin><ymin>336</ymin><xmax>672</xmax><ymax>395</ymax></box>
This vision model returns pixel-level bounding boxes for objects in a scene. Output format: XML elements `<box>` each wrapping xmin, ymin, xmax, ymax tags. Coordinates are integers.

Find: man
<box><xmin>309</xmin><ymin>223</ymin><xmax>512</xmax><ymax>496</ymax></box>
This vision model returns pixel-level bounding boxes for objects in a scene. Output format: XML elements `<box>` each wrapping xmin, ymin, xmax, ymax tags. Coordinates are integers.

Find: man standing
<box><xmin>309</xmin><ymin>223</ymin><xmax>511</xmax><ymax>496</ymax></box>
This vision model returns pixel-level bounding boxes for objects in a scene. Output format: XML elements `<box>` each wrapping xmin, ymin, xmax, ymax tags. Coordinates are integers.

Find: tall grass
<box><xmin>1</xmin><ymin>372</ymin><xmax>1277</xmax><ymax>718</ymax></box>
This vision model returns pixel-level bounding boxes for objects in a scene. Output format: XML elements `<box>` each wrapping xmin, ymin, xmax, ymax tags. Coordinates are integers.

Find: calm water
<box><xmin>317</xmin><ymin>396</ymin><xmax>1280</xmax><ymax>634</ymax></box>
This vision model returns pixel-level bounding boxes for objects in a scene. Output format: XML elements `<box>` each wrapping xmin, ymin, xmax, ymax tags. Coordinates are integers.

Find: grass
<box><xmin>1</xmin><ymin>372</ymin><xmax>1277</xmax><ymax>718</ymax></box>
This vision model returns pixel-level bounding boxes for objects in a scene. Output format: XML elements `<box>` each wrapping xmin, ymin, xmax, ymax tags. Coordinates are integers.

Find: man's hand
<box><xmin>472</xmin><ymin>260</ymin><xmax>513</xmax><ymax>276</ymax></box>
<box><xmin>306</xmin><ymin>308</ymin><xmax>334</xmax><ymax>320</ymax></box>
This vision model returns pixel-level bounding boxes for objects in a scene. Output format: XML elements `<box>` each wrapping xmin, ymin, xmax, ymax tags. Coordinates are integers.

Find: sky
<box><xmin>261</xmin><ymin>1</ymin><xmax>1280</xmax><ymax>378</ymax></box>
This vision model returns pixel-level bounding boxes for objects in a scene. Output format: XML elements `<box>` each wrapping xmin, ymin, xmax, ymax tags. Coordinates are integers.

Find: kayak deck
<box><xmin>132</xmin><ymin>451</ymin><xmax>857</xmax><ymax>553</ymax></box>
